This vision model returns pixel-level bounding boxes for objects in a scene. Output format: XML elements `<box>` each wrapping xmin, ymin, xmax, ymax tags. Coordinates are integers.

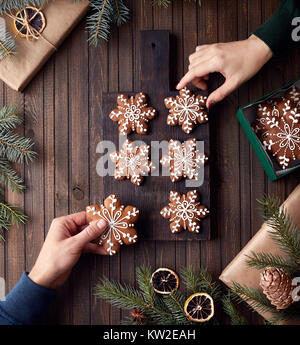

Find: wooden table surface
<box><xmin>1</xmin><ymin>0</ymin><xmax>300</xmax><ymax>325</ymax></box>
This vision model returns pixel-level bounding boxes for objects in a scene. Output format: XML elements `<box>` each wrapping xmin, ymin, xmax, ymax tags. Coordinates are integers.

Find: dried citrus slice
<box><xmin>184</xmin><ymin>292</ymin><xmax>214</xmax><ymax>322</ymax></box>
<box><xmin>151</xmin><ymin>268</ymin><xmax>179</xmax><ymax>295</ymax></box>
<box><xmin>12</xmin><ymin>7</ymin><xmax>46</xmax><ymax>39</ymax></box>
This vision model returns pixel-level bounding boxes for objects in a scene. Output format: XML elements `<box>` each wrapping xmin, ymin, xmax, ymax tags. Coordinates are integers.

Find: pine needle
<box><xmin>258</xmin><ymin>195</ymin><xmax>300</xmax><ymax>265</ymax></box>
<box><xmin>0</xmin><ymin>196</ymin><xmax>27</xmax><ymax>242</ymax></box>
<box><xmin>112</xmin><ymin>0</ymin><xmax>129</xmax><ymax>26</ymax></box>
<box><xmin>0</xmin><ymin>158</ymin><xmax>25</xmax><ymax>192</ymax></box>
<box><xmin>0</xmin><ymin>20</ymin><xmax>16</xmax><ymax>60</ymax></box>
<box><xmin>0</xmin><ymin>105</ymin><xmax>21</xmax><ymax>130</ymax></box>
<box><xmin>245</xmin><ymin>251</ymin><xmax>298</xmax><ymax>273</ymax></box>
<box><xmin>231</xmin><ymin>282</ymin><xmax>275</xmax><ymax>316</ymax></box>
<box><xmin>87</xmin><ymin>0</ymin><xmax>113</xmax><ymax>45</ymax></box>
<box><xmin>0</xmin><ymin>130</ymin><xmax>36</xmax><ymax>163</ymax></box>
<box><xmin>222</xmin><ymin>292</ymin><xmax>248</xmax><ymax>325</ymax></box>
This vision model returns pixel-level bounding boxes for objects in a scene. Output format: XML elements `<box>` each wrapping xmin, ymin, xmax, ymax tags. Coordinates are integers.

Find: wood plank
<box><xmin>68</xmin><ymin>21</ymin><xmax>90</xmax><ymax>325</ymax></box>
<box><xmin>118</xmin><ymin>0</ymin><xmax>135</xmax><ymax>324</ymax></box>
<box><xmin>88</xmin><ymin>28</ymin><xmax>110</xmax><ymax>328</ymax></box>
<box><xmin>42</xmin><ymin>57</ymin><xmax>56</xmax><ymax>323</ymax></box>
<box><xmin>183</xmin><ymin>0</ymin><xmax>201</xmax><ymax>269</ymax></box>
<box><xmin>108</xmin><ymin>23</ymin><xmax>121</xmax><ymax>326</ymax></box>
<box><xmin>198</xmin><ymin>0</ymin><xmax>220</xmax><ymax>277</ymax></box>
<box><xmin>54</xmin><ymin>36</ymin><xmax>72</xmax><ymax>325</ymax></box>
<box><xmin>24</xmin><ymin>61</ymin><xmax>45</xmax><ymax>276</ymax></box>
<box><xmin>216</xmin><ymin>0</ymin><xmax>241</xmax><ymax>270</ymax></box>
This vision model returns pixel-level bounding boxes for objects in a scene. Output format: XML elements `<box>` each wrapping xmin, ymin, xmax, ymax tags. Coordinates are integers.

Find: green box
<box><xmin>236</xmin><ymin>79</ymin><xmax>300</xmax><ymax>181</ymax></box>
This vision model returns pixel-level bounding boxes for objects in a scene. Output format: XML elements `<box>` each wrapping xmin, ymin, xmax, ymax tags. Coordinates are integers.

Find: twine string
<box><xmin>7</xmin><ymin>7</ymin><xmax>57</xmax><ymax>51</ymax></box>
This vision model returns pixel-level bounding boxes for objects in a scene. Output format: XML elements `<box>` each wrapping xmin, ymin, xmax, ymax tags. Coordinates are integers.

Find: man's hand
<box><xmin>29</xmin><ymin>212</ymin><xmax>108</xmax><ymax>289</ymax></box>
<box><xmin>177</xmin><ymin>35</ymin><xmax>273</xmax><ymax>108</ymax></box>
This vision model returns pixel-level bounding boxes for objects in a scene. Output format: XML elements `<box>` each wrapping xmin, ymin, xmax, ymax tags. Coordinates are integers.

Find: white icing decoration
<box><xmin>109</xmin><ymin>93</ymin><xmax>156</xmax><ymax>135</ymax></box>
<box><xmin>165</xmin><ymin>87</ymin><xmax>208</xmax><ymax>134</ymax></box>
<box><xmin>161</xmin><ymin>190</ymin><xmax>209</xmax><ymax>234</ymax></box>
<box><xmin>110</xmin><ymin>140</ymin><xmax>154</xmax><ymax>186</ymax></box>
<box><xmin>160</xmin><ymin>139</ymin><xmax>207</xmax><ymax>182</ymax></box>
<box><xmin>98</xmin><ymin>195</ymin><xmax>139</xmax><ymax>255</ymax></box>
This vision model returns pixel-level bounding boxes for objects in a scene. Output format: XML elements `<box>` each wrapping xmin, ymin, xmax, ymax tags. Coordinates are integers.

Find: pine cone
<box><xmin>260</xmin><ymin>267</ymin><xmax>294</xmax><ymax>310</ymax></box>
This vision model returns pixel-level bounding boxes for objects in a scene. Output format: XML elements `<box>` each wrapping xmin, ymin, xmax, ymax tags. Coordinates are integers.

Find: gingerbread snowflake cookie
<box><xmin>109</xmin><ymin>92</ymin><xmax>157</xmax><ymax>135</ymax></box>
<box><xmin>286</xmin><ymin>85</ymin><xmax>300</xmax><ymax>109</ymax></box>
<box><xmin>86</xmin><ymin>194</ymin><xmax>139</xmax><ymax>255</ymax></box>
<box><xmin>160</xmin><ymin>190</ymin><xmax>209</xmax><ymax>234</ymax></box>
<box><xmin>110</xmin><ymin>139</ymin><xmax>155</xmax><ymax>186</ymax></box>
<box><xmin>263</xmin><ymin>113</ymin><xmax>300</xmax><ymax>169</ymax></box>
<box><xmin>160</xmin><ymin>138</ymin><xmax>208</xmax><ymax>182</ymax></box>
<box><xmin>164</xmin><ymin>87</ymin><xmax>208</xmax><ymax>134</ymax></box>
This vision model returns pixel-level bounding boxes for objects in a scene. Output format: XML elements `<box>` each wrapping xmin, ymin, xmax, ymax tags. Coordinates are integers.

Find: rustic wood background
<box><xmin>1</xmin><ymin>0</ymin><xmax>300</xmax><ymax>325</ymax></box>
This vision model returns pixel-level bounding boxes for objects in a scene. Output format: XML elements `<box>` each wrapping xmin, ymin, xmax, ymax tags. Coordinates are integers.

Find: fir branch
<box><xmin>0</xmin><ymin>21</ymin><xmax>16</xmax><ymax>60</ymax></box>
<box><xmin>95</xmin><ymin>276</ymin><xmax>174</xmax><ymax>324</ymax></box>
<box><xmin>180</xmin><ymin>265</ymin><xmax>201</xmax><ymax>294</ymax></box>
<box><xmin>136</xmin><ymin>266</ymin><xmax>155</xmax><ymax>304</ymax></box>
<box><xmin>231</xmin><ymin>282</ymin><xmax>275</xmax><ymax>316</ymax></box>
<box><xmin>0</xmin><ymin>158</ymin><xmax>25</xmax><ymax>192</ymax></box>
<box><xmin>112</xmin><ymin>0</ymin><xmax>129</xmax><ymax>26</ymax></box>
<box><xmin>198</xmin><ymin>267</ymin><xmax>222</xmax><ymax>300</ymax></box>
<box><xmin>0</xmin><ymin>197</ymin><xmax>27</xmax><ymax>241</ymax></box>
<box><xmin>0</xmin><ymin>0</ymin><xmax>47</xmax><ymax>14</ymax></box>
<box><xmin>0</xmin><ymin>105</ymin><xmax>21</xmax><ymax>130</ymax></box>
<box><xmin>258</xmin><ymin>195</ymin><xmax>300</xmax><ymax>265</ymax></box>
<box><xmin>87</xmin><ymin>0</ymin><xmax>114</xmax><ymax>45</ymax></box>
<box><xmin>153</xmin><ymin>0</ymin><xmax>171</xmax><ymax>7</ymax></box>
<box><xmin>95</xmin><ymin>277</ymin><xmax>148</xmax><ymax>310</ymax></box>
<box><xmin>245</xmin><ymin>251</ymin><xmax>298</xmax><ymax>273</ymax></box>
<box><xmin>222</xmin><ymin>292</ymin><xmax>248</xmax><ymax>325</ymax></box>
<box><xmin>0</xmin><ymin>129</ymin><xmax>36</xmax><ymax>163</ymax></box>
<box><xmin>163</xmin><ymin>290</ymin><xmax>191</xmax><ymax>325</ymax></box>
<box><xmin>153</xmin><ymin>0</ymin><xmax>202</xmax><ymax>7</ymax></box>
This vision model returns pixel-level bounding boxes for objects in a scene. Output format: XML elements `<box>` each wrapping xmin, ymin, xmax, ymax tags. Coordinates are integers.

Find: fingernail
<box><xmin>208</xmin><ymin>101</ymin><xmax>216</xmax><ymax>110</ymax></box>
<box><xmin>97</xmin><ymin>219</ymin><xmax>107</xmax><ymax>229</ymax></box>
<box><xmin>176</xmin><ymin>84</ymin><xmax>180</xmax><ymax>90</ymax></box>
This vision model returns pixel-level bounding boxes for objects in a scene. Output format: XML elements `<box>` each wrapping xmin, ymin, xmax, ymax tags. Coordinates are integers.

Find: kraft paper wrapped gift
<box><xmin>0</xmin><ymin>0</ymin><xmax>90</xmax><ymax>91</ymax></box>
<box><xmin>219</xmin><ymin>184</ymin><xmax>300</xmax><ymax>323</ymax></box>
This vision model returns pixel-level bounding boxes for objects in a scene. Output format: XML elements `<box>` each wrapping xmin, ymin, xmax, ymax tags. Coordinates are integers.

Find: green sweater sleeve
<box><xmin>253</xmin><ymin>0</ymin><xmax>300</xmax><ymax>55</ymax></box>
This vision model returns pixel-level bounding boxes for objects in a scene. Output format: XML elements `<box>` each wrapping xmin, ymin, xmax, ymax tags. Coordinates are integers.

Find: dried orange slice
<box><xmin>151</xmin><ymin>268</ymin><xmax>179</xmax><ymax>295</ymax></box>
<box><xmin>12</xmin><ymin>6</ymin><xmax>46</xmax><ymax>39</ymax></box>
<box><xmin>184</xmin><ymin>292</ymin><xmax>214</xmax><ymax>322</ymax></box>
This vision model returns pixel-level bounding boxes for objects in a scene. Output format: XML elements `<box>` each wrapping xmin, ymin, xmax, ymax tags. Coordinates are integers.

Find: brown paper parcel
<box><xmin>0</xmin><ymin>0</ymin><xmax>90</xmax><ymax>91</ymax></box>
<box><xmin>220</xmin><ymin>184</ymin><xmax>300</xmax><ymax>323</ymax></box>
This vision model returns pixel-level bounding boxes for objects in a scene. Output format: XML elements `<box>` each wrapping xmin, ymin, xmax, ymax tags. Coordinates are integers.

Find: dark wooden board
<box><xmin>100</xmin><ymin>30</ymin><xmax>211</xmax><ymax>241</ymax></box>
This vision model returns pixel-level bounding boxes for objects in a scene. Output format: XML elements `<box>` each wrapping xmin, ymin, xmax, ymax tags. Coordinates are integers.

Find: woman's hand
<box><xmin>177</xmin><ymin>35</ymin><xmax>273</xmax><ymax>108</ymax></box>
<box><xmin>29</xmin><ymin>212</ymin><xmax>108</xmax><ymax>289</ymax></box>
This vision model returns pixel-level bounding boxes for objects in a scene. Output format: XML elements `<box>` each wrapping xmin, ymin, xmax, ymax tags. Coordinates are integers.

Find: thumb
<box><xmin>74</xmin><ymin>219</ymin><xmax>107</xmax><ymax>247</ymax></box>
<box><xmin>206</xmin><ymin>78</ymin><xmax>238</xmax><ymax>108</ymax></box>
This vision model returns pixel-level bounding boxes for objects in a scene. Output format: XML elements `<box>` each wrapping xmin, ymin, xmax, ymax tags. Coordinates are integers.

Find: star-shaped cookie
<box><xmin>109</xmin><ymin>92</ymin><xmax>156</xmax><ymax>135</ymax></box>
<box><xmin>160</xmin><ymin>190</ymin><xmax>209</xmax><ymax>234</ymax></box>
<box><xmin>160</xmin><ymin>138</ymin><xmax>208</xmax><ymax>182</ymax></box>
<box><xmin>164</xmin><ymin>87</ymin><xmax>208</xmax><ymax>134</ymax></box>
<box><xmin>86</xmin><ymin>194</ymin><xmax>139</xmax><ymax>255</ymax></box>
<box><xmin>110</xmin><ymin>139</ymin><xmax>155</xmax><ymax>186</ymax></box>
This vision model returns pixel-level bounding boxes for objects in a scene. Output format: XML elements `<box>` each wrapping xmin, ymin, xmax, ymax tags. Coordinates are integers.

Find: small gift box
<box><xmin>219</xmin><ymin>184</ymin><xmax>300</xmax><ymax>324</ymax></box>
<box><xmin>236</xmin><ymin>79</ymin><xmax>300</xmax><ymax>181</ymax></box>
<box><xmin>0</xmin><ymin>0</ymin><xmax>90</xmax><ymax>91</ymax></box>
